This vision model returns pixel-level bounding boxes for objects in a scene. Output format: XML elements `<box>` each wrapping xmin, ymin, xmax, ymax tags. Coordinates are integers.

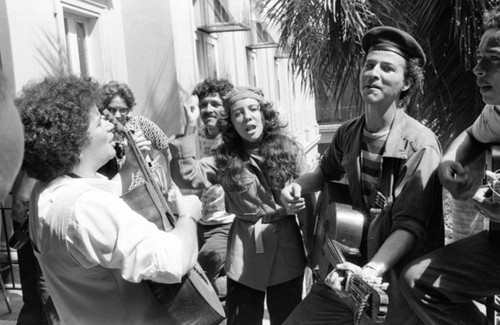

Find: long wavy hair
<box><xmin>214</xmin><ymin>98</ymin><xmax>302</xmax><ymax>192</ymax></box>
<box><xmin>400</xmin><ymin>58</ymin><xmax>424</xmax><ymax>108</ymax></box>
<box><xmin>16</xmin><ymin>75</ymin><xmax>101</xmax><ymax>182</ymax></box>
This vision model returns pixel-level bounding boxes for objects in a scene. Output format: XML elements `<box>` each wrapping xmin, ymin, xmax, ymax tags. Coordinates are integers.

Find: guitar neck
<box><xmin>316</xmin><ymin>216</ymin><xmax>387</xmax><ymax>324</ymax></box>
<box><xmin>316</xmin><ymin>220</ymin><xmax>346</xmax><ymax>265</ymax></box>
<box><xmin>103</xmin><ymin>109</ymin><xmax>176</xmax><ymax>228</ymax></box>
<box><xmin>122</xmin><ymin>129</ymin><xmax>160</xmax><ymax>186</ymax></box>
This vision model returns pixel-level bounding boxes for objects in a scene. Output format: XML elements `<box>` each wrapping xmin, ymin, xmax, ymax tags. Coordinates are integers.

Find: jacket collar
<box><xmin>380</xmin><ymin>109</ymin><xmax>408</xmax><ymax>159</ymax></box>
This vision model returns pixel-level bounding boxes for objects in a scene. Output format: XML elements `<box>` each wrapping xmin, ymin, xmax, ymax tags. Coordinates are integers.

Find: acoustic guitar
<box><xmin>309</xmin><ymin>181</ymin><xmax>388</xmax><ymax>324</ymax></box>
<box><xmin>484</xmin><ymin>145</ymin><xmax>500</xmax><ymax>246</ymax></box>
<box><xmin>103</xmin><ymin>110</ymin><xmax>225</xmax><ymax>325</ymax></box>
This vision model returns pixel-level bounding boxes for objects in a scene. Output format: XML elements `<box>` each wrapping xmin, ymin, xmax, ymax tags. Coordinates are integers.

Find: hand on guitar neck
<box><xmin>324</xmin><ymin>262</ymin><xmax>361</xmax><ymax>291</ymax></box>
<box><xmin>120</xmin><ymin>130</ymin><xmax>152</xmax><ymax>168</ymax></box>
<box><xmin>324</xmin><ymin>262</ymin><xmax>387</xmax><ymax>292</ymax></box>
<box><xmin>311</xmin><ymin>182</ymin><xmax>389</xmax><ymax>324</ymax></box>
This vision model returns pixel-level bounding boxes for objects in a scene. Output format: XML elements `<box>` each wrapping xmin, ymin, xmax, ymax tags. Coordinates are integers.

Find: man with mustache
<box><xmin>183</xmin><ymin>77</ymin><xmax>235</xmax><ymax>301</ymax></box>
<box><xmin>280</xmin><ymin>26</ymin><xmax>444</xmax><ymax>324</ymax></box>
<box><xmin>401</xmin><ymin>6</ymin><xmax>500</xmax><ymax>325</ymax></box>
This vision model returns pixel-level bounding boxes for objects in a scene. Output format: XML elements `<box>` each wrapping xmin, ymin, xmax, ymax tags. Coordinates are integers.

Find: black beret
<box><xmin>362</xmin><ymin>26</ymin><xmax>426</xmax><ymax>65</ymax></box>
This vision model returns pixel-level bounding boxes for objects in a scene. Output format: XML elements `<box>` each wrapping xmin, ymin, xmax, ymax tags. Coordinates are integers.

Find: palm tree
<box><xmin>266</xmin><ymin>0</ymin><xmax>496</xmax><ymax>141</ymax></box>
<box><xmin>265</xmin><ymin>0</ymin><xmax>498</xmax><ymax>241</ymax></box>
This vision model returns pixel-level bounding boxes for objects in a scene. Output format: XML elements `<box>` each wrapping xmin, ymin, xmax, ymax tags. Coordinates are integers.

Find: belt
<box><xmin>251</xmin><ymin>214</ymin><xmax>291</xmax><ymax>254</ymax></box>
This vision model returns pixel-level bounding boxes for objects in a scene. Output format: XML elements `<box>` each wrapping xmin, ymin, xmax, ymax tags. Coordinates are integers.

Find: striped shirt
<box><xmin>360</xmin><ymin>128</ymin><xmax>388</xmax><ymax>207</ymax></box>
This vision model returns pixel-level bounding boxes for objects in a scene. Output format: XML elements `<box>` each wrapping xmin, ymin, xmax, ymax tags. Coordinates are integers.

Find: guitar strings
<box><xmin>317</xmin><ymin>214</ymin><xmax>386</xmax><ymax>323</ymax></box>
<box><xmin>486</xmin><ymin>169</ymin><xmax>500</xmax><ymax>201</ymax></box>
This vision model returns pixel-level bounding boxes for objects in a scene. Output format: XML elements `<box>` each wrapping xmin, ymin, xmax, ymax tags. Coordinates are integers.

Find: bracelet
<box><xmin>362</xmin><ymin>264</ymin><xmax>383</xmax><ymax>277</ymax></box>
<box><xmin>179</xmin><ymin>213</ymin><xmax>198</xmax><ymax>224</ymax></box>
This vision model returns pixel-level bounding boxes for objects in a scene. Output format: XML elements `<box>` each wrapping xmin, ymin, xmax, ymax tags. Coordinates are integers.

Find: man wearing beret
<box><xmin>281</xmin><ymin>26</ymin><xmax>444</xmax><ymax>324</ymax></box>
<box><xmin>401</xmin><ymin>6</ymin><xmax>500</xmax><ymax>325</ymax></box>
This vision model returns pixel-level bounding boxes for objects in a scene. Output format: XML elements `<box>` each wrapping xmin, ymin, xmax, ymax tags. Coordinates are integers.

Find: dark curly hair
<box><xmin>192</xmin><ymin>77</ymin><xmax>234</xmax><ymax>101</ymax></box>
<box><xmin>214</xmin><ymin>96</ymin><xmax>302</xmax><ymax>192</ymax></box>
<box><xmin>400</xmin><ymin>57</ymin><xmax>424</xmax><ymax>108</ymax></box>
<box><xmin>16</xmin><ymin>75</ymin><xmax>102</xmax><ymax>182</ymax></box>
<box><xmin>101</xmin><ymin>81</ymin><xmax>136</xmax><ymax>111</ymax></box>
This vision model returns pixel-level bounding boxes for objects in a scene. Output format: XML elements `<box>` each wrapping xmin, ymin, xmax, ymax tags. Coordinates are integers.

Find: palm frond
<box><xmin>266</xmin><ymin>0</ymin><xmax>500</xmax><ymax>143</ymax></box>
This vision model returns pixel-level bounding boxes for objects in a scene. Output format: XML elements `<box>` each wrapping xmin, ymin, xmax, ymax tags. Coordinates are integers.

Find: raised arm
<box><xmin>183</xmin><ymin>95</ymin><xmax>200</xmax><ymax>136</ymax></box>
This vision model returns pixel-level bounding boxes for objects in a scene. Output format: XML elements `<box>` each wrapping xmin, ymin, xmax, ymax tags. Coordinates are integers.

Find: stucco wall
<box><xmin>1</xmin><ymin>0</ymin><xmax>62</xmax><ymax>91</ymax></box>
<box><xmin>120</xmin><ymin>0</ymin><xmax>194</xmax><ymax>137</ymax></box>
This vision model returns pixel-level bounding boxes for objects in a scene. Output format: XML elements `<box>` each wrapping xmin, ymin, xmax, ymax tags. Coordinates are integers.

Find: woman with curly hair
<box><xmin>17</xmin><ymin>75</ymin><xmax>201</xmax><ymax>324</ymax></box>
<box><xmin>171</xmin><ymin>86</ymin><xmax>314</xmax><ymax>325</ymax></box>
<box><xmin>99</xmin><ymin>81</ymin><xmax>177</xmax><ymax>201</ymax></box>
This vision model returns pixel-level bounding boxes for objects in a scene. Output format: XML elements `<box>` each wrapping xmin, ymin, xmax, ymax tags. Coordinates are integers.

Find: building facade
<box><xmin>0</xmin><ymin>0</ymin><xmax>319</xmax><ymax>169</ymax></box>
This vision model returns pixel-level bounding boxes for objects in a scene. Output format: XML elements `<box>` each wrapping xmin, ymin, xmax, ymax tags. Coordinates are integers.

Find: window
<box><xmin>64</xmin><ymin>12</ymin><xmax>94</xmax><ymax>77</ymax></box>
<box><xmin>245</xmin><ymin>0</ymin><xmax>277</xmax><ymax>49</ymax></box>
<box><xmin>196</xmin><ymin>31</ymin><xmax>218</xmax><ymax>79</ymax></box>
<box><xmin>246</xmin><ymin>49</ymin><xmax>257</xmax><ymax>86</ymax></box>
<box><xmin>194</xmin><ymin>0</ymin><xmax>251</xmax><ymax>33</ymax></box>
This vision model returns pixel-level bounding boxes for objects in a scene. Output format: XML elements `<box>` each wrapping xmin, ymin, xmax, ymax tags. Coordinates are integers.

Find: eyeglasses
<box><xmin>107</xmin><ymin>106</ymin><xmax>130</xmax><ymax>115</ymax></box>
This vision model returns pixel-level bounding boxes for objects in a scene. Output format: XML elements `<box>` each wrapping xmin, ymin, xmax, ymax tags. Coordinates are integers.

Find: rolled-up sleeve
<box><xmin>471</xmin><ymin>105</ymin><xmax>500</xmax><ymax>143</ymax></box>
<box><xmin>66</xmin><ymin>190</ymin><xmax>185</xmax><ymax>284</ymax></box>
<box><xmin>169</xmin><ymin>134</ymin><xmax>218</xmax><ymax>190</ymax></box>
<box><xmin>390</xmin><ymin>145</ymin><xmax>442</xmax><ymax>246</ymax></box>
<box><xmin>319</xmin><ymin>129</ymin><xmax>347</xmax><ymax>181</ymax></box>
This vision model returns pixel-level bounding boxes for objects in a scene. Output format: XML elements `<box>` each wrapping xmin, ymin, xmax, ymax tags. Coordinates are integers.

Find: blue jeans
<box><xmin>401</xmin><ymin>230</ymin><xmax>500</xmax><ymax>325</ymax></box>
<box><xmin>197</xmin><ymin>223</ymin><xmax>231</xmax><ymax>298</ymax></box>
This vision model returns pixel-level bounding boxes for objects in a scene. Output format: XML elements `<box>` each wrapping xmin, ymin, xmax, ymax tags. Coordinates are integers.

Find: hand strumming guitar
<box><xmin>438</xmin><ymin>160</ymin><xmax>476</xmax><ymax>201</ymax></box>
<box><xmin>122</xmin><ymin>130</ymin><xmax>152</xmax><ymax>168</ymax></box>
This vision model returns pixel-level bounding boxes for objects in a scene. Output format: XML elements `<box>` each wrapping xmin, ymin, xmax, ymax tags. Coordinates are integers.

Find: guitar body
<box><xmin>121</xmin><ymin>182</ymin><xmax>173</xmax><ymax>231</ymax></box>
<box><xmin>122</xmin><ymin>185</ymin><xmax>225</xmax><ymax>325</ymax></box>
<box><xmin>105</xmin><ymin>109</ymin><xmax>225</xmax><ymax>324</ymax></box>
<box><xmin>148</xmin><ymin>264</ymin><xmax>225</xmax><ymax>325</ymax></box>
<box><xmin>309</xmin><ymin>181</ymin><xmax>364</xmax><ymax>280</ymax></box>
<box><xmin>309</xmin><ymin>181</ymin><xmax>388</xmax><ymax>324</ymax></box>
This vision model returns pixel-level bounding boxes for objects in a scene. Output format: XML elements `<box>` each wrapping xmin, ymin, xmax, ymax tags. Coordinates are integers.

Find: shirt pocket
<box><xmin>225</xmin><ymin>175</ymin><xmax>262</xmax><ymax>217</ymax></box>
